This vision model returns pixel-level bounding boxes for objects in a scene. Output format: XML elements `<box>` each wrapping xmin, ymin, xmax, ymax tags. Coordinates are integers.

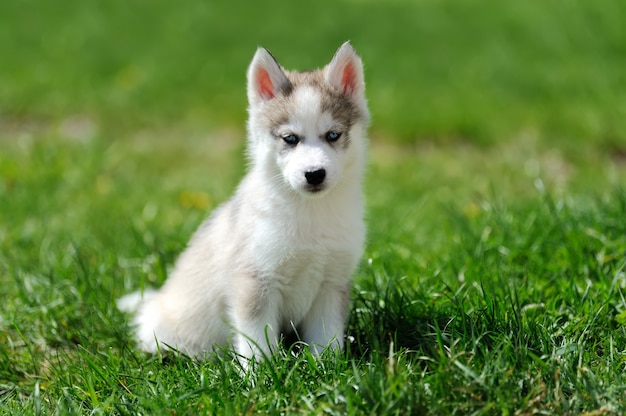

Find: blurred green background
<box><xmin>2</xmin><ymin>0</ymin><xmax>625</xmax><ymax>261</ymax></box>
<box><xmin>1</xmin><ymin>0</ymin><xmax>624</xmax><ymax>149</ymax></box>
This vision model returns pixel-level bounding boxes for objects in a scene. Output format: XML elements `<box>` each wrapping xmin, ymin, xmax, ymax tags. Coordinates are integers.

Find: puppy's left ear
<box><xmin>325</xmin><ymin>42</ymin><xmax>365</xmax><ymax>99</ymax></box>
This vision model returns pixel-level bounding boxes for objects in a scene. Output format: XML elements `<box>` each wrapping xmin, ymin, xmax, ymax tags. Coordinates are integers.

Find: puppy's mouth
<box><xmin>300</xmin><ymin>183</ymin><xmax>330</xmax><ymax>197</ymax></box>
<box><xmin>306</xmin><ymin>185</ymin><xmax>325</xmax><ymax>193</ymax></box>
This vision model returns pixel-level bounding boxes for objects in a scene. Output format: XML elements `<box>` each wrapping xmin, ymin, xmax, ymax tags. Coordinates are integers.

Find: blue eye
<box><xmin>282</xmin><ymin>134</ymin><xmax>299</xmax><ymax>145</ymax></box>
<box><xmin>326</xmin><ymin>131</ymin><xmax>342</xmax><ymax>142</ymax></box>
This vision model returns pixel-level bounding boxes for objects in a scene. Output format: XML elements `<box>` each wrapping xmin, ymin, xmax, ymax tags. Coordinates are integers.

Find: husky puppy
<box><xmin>118</xmin><ymin>42</ymin><xmax>369</xmax><ymax>363</ymax></box>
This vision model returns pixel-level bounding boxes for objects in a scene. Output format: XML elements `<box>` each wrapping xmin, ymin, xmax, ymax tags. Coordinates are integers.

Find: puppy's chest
<box><xmin>267</xmin><ymin>244</ymin><xmax>350</xmax><ymax>323</ymax></box>
<box><xmin>249</xmin><ymin>206</ymin><xmax>363</xmax><ymax>322</ymax></box>
<box><xmin>264</xmin><ymin>230</ymin><xmax>351</xmax><ymax>279</ymax></box>
<box><xmin>254</xmin><ymin>211</ymin><xmax>362</xmax><ymax>282</ymax></box>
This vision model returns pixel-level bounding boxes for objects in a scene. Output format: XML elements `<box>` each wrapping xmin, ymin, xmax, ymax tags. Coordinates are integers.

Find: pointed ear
<box><xmin>324</xmin><ymin>42</ymin><xmax>365</xmax><ymax>99</ymax></box>
<box><xmin>247</xmin><ymin>47</ymin><xmax>291</xmax><ymax>105</ymax></box>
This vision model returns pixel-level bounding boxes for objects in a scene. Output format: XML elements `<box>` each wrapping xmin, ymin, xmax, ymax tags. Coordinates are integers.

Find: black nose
<box><xmin>305</xmin><ymin>169</ymin><xmax>326</xmax><ymax>186</ymax></box>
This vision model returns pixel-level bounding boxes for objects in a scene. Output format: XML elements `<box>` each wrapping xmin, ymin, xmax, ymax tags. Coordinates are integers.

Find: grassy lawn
<box><xmin>1</xmin><ymin>0</ymin><xmax>625</xmax><ymax>414</ymax></box>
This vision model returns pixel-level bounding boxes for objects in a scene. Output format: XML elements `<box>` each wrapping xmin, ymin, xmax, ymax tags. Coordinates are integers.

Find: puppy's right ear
<box><xmin>247</xmin><ymin>48</ymin><xmax>291</xmax><ymax>105</ymax></box>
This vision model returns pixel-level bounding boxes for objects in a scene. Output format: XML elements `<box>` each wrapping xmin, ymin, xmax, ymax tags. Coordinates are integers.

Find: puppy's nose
<box><xmin>305</xmin><ymin>169</ymin><xmax>326</xmax><ymax>186</ymax></box>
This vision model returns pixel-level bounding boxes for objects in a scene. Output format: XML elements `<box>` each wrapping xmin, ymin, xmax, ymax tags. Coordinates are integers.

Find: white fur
<box><xmin>118</xmin><ymin>42</ymin><xmax>369</xmax><ymax>364</ymax></box>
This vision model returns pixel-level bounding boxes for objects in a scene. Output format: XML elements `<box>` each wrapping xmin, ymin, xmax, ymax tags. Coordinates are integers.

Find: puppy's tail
<box><xmin>117</xmin><ymin>289</ymin><xmax>157</xmax><ymax>313</ymax></box>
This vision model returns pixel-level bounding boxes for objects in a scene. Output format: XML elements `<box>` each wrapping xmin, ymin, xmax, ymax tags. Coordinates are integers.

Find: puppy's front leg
<box><xmin>300</xmin><ymin>282</ymin><xmax>351</xmax><ymax>356</ymax></box>
<box><xmin>233</xmin><ymin>317</ymin><xmax>279</xmax><ymax>363</ymax></box>
<box><xmin>231</xmin><ymin>282</ymin><xmax>279</xmax><ymax>366</ymax></box>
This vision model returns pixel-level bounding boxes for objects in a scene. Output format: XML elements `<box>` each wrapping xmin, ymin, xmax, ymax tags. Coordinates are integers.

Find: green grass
<box><xmin>2</xmin><ymin>0</ymin><xmax>626</xmax><ymax>414</ymax></box>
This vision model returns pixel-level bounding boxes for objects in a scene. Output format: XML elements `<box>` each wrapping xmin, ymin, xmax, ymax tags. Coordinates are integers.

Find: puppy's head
<box><xmin>246</xmin><ymin>42</ymin><xmax>369</xmax><ymax>197</ymax></box>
